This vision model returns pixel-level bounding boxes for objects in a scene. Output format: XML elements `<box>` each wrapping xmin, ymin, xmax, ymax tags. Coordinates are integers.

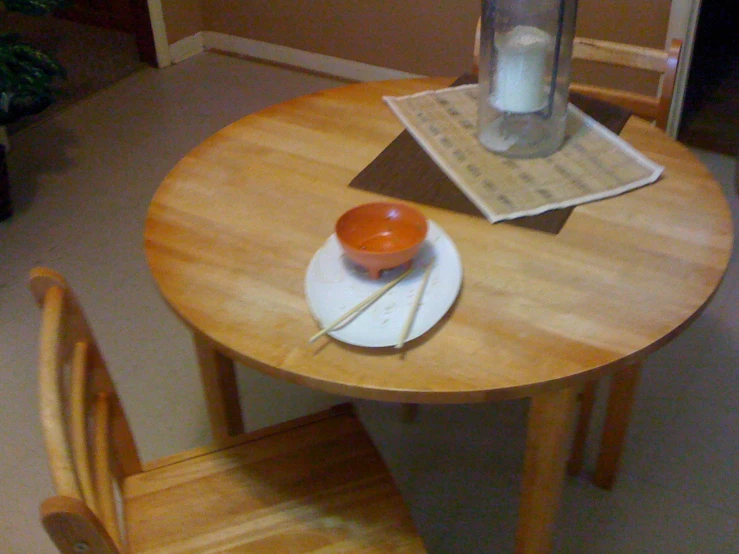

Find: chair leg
<box><xmin>592</xmin><ymin>362</ymin><xmax>642</xmax><ymax>490</ymax></box>
<box><xmin>401</xmin><ymin>403</ymin><xmax>419</xmax><ymax>423</ymax></box>
<box><xmin>193</xmin><ymin>332</ymin><xmax>245</xmax><ymax>445</ymax></box>
<box><xmin>41</xmin><ymin>496</ymin><xmax>120</xmax><ymax>554</ymax></box>
<box><xmin>567</xmin><ymin>379</ymin><xmax>598</xmax><ymax>476</ymax></box>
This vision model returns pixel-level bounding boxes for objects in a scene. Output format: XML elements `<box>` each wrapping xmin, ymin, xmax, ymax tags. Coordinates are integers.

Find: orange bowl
<box><xmin>336</xmin><ymin>202</ymin><xmax>428</xmax><ymax>279</ymax></box>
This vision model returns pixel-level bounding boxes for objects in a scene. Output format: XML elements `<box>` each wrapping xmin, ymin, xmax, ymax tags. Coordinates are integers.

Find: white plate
<box><xmin>305</xmin><ymin>220</ymin><xmax>463</xmax><ymax>347</ymax></box>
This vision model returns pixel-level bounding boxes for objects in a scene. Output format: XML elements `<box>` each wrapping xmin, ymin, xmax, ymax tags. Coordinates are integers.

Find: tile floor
<box><xmin>1</xmin><ymin>52</ymin><xmax>737</xmax><ymax>553</ymax></box>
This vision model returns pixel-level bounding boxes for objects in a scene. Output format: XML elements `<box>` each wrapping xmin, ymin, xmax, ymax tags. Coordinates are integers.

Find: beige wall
<box><xmin>161</xmin><ymin>0</ymin><xmax>673</xmax><ymax>84</ymax></box>
<box><xmin>577</xmin><ymin>0</ymin><xmax>672</xmax><ymax>47</ymax></box>
<box><xmin>575</xmin><ymin>0</ymin><xmax>673</xmax><ymax>93</ymax></box>
<box><xmin>161</xmin><ymin>0</ymin><xmax>203</xmax><ymax>44</ymax></box>
<box><xmin>202</xmin><ymin>0</ymin><xmax>480</xmax><ymax>76</ymax></box>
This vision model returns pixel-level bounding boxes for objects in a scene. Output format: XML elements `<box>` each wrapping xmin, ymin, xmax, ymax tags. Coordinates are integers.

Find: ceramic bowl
<box><xmin>335</xmin><ymin>202</ymin><xmax>428</xmax><ymax>279</ymax></box>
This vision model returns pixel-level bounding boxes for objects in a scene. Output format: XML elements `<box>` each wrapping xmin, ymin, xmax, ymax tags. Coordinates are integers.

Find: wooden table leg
<box><xmin>401</xmin><ymin>403</ymin><xmax>419</xmax><ymax>423</ymax></box>
<box><xmin>567</xmin><ymin>379</ymin><xmax>598</xmax><ymax>476</ymax></box>
<box><xmin>192</xmin><ymin>332</ymin><xmax>245</xmax><ymax>444</ymax></box>
<box><xmin>515</xmin><ymin>385</ymin><xmax>578</xmax><ymax>554</ymax></box>
<box><xmin>593</xmin><ymin>362</ymin><xmax>642</xmax><ymax>490</ymax></box>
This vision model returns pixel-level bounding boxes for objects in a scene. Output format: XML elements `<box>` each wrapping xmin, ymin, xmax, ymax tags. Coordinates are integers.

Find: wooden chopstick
<box><xmin>308</xmin><ymin>265</ymin><xmax>415</xmax><ymax>343</ymax></box>
<box><xmin>395</xmin><ymin>257</ymin><xmax>435</xmax><ymax>349</ymax></box>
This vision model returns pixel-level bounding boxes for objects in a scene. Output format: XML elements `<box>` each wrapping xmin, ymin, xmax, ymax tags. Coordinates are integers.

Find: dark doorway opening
<box><xmin>57</xmin><ymin>0</ymin><xmax>156</xmax><ymax>65</ymax></box>
<box><xmin>2</xmin><ymin>0</ymin><xmax>156</xmax><ymax>135</ymax></box>
<box><xmin>678</xmin><ymin>0</ymin><xmax>739</xmax><ymax>155</ymax></box>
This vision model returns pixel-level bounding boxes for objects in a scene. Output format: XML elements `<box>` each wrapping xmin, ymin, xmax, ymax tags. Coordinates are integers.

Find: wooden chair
<box><xmin>569</xmin><ymin>37</ymin><xmax>682</xmax><ymax>131</ymax></box>
<box><xmin>472</xmin><ymin>20</ymin><xmax>683</xmax><ymax>130</ymax></box>
<box><xmin>31</xmin><ymin>267</ymin><xmax>427</xmax><ymax>553</ymax></box>
<box><xmin>558</xmin><ymin>36</ymin><xmax>682</xmax><ymax>489</ymax></box>
<box><xmin>472</xmin><ymin>24</ymin><xmax>682</xmax><ymax>489</ymax></box>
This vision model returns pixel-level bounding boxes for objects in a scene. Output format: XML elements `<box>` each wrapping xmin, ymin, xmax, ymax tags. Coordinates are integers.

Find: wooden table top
<box><xmin>145</xmin><ymin>77</ymin><xmax>733</xmax><ymax>404</ymax></box>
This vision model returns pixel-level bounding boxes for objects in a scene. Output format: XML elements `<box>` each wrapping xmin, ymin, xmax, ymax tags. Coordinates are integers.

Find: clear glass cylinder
<box><xmin>478</xmin><ymin>0</ymin><xmax>577</xmax><ymax>158</ymax></box>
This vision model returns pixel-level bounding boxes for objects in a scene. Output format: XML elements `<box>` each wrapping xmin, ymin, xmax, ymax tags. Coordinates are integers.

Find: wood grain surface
<box><xmin>124</xmin><ymin>408</ymin><xmax>427</xmax><ymax>553</ymax></box>
<box><xmin>144</xmin><ymin>78</ymin><xmax>733</xmax><ymax>404</ymax></box>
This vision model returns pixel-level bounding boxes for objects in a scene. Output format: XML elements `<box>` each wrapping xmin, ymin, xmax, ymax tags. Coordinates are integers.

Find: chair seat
<box><xmin>123</xmin><ymin>407</ymin><xmax>427</xmax><ymax>553</ymax></box>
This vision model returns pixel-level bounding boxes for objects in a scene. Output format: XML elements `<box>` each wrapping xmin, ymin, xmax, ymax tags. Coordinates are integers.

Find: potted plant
<box><xmin>1</xmin><ymin>0</ymin><xmax>71</xmax><ymax>220</ymax></box>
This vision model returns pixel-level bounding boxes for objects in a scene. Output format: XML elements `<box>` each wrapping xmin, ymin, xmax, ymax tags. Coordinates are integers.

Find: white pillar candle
<box><xmin>491</xmin><ymin>25</ymin><xmax>552</xmax><ymax>113</ymax></box>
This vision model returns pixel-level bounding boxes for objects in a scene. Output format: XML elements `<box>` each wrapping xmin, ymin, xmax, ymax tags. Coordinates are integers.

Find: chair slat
<box><xmin>71</xmin><ymin>340</ymin><xmax>98</xmax><ymax>515</ymax></box>
<box><xmin>33</xmin><ymin>268</ymin><xmax>143</xmax><ymax>553</ymax></box>
<box><xmin>94</xmin><ymin>392</ymin><xmax>121</xmax><ymax>549</ymax></box>
<box><xmin>39</xmin><ymin>286</ymin><xmax>82</xmax><ymax>500</ymax></box>
<box><xmin>573</xmin><ymin>38</ymin><xmax>669</xmax><ymax>72</ymax></box>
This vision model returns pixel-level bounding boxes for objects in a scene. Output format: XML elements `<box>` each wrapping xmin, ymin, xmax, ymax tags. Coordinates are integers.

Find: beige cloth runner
<box><xmin>384</xmin><ymin>84</ymin><xmax>664</xmax><ymax>224</ymax></box>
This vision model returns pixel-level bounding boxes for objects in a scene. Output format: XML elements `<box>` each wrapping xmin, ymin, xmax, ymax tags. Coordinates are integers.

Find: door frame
<box><xmin>58</xmin><ymin>0</ymin><xmax>167</xmax><ymax>67</ymax></box>
<box><xmin>146</xmin><ymin>0</ymin><xmax>171</xmax><ymax>67</ymax></box>
<box><xmin>665</xmin><ymin>0</ymin><xmax>703</xmax><ymax>136</ymax></box>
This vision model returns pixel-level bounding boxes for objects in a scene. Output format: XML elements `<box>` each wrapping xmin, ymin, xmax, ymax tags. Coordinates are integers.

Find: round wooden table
<box><xmin>145</xmin><ymin>78</ymin><xmax>733</xmax><ymax>554</ymax></box>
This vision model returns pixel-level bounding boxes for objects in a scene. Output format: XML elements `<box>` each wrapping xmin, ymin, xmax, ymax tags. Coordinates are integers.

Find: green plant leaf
<box><xmin>10</xmin><ymin>42</ymin><xmax>66</xmax><ymax>77</ymax></box>
<box><xmin>1</xmin><ymin>0</ymin><xmax>74</xmax><ymax>16</ymax></box>
<box><xmin>0</xmin><ymin>30</ymin><xmax>66</xmax><ymax>121</ymax></box>
<box><xmin>0</xmin><ymin>91</ymin><xmax>53</xmax><ymax>124</ymax></box>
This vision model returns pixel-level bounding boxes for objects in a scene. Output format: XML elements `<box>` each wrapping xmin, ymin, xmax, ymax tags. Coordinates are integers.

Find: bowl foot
<box><xmin>367</xmin><ymin>260</ymin><xmax>413</xmax><ymax>280</ymax></box>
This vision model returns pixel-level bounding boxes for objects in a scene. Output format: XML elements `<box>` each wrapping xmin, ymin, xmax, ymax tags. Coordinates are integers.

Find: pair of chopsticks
<box><xmin>395</xmin><ymin>257</ymin><xmax>434</xmax><ymax>348</ymax></box>
<box><xmin>308</xmin><ymin>258</ymin><xmax>435</xmax><ymax>347</ymax></box>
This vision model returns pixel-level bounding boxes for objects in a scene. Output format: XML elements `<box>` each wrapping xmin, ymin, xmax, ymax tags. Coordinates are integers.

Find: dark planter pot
<box><xmin>0</xmin><ymin>144</ymin><xmax>11</xmax><ymax>221</ymax></box>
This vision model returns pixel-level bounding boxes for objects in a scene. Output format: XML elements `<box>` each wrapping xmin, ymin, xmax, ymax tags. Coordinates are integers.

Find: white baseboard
<box><xmin>202</xmin><ymin>31</ymin><xmax>425</xmax><ymax>82</ymax></box>
<box><xmin>170</xmin><ymin>32</ymin><xmax>205</xmax><ymax>64</ymax></box>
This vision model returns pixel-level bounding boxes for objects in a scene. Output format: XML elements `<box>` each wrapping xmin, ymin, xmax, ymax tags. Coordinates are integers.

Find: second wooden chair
<box><xmin>472</xmin><ymin>22</ymin><xmax>683</xmax><ymax>489</ymax></box>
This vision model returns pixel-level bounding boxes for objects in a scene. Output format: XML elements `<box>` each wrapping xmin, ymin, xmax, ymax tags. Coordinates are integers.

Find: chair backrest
<box><xmin>31</xmin><ymin>267</ymin><xmax>142</xmax><ymax>554</ymax></box>
<box><xmin>472</xmin><ymin>20</ymin><xmax>682</xmax><ymax>130</ymax></box>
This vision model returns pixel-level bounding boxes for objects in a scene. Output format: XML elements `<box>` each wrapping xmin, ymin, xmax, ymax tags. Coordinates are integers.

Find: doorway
<box><xmin>1</xmin><ymin>0</ymin><xmax>156</xmax><ymax>134</ymax></box>
<box><xmin>677</xmin><ymin>0</ymin><xmax>739</xmax><ymax>155</ymax></box>
<box><xmin>57</xmin><ymin>0</ymin><xmax>157</xmax><ymax>65</ymax></box>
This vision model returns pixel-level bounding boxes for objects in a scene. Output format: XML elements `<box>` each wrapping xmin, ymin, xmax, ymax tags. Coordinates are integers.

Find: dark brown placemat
<box><xmin>349</xmin><ymin>74</ymin><xmax>633</xmax><ymax>234</ymax></box>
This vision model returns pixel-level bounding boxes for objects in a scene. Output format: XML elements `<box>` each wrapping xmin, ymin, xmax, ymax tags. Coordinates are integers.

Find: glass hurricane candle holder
<box><xmin>478</xmin><ymin>0</ymin><xmax>578</xmax><ymax>158</ymax></box>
